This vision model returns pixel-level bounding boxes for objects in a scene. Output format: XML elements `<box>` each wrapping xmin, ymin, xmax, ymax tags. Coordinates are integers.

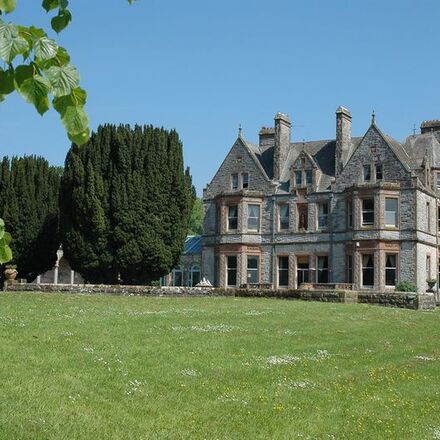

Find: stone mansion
<box><xmin>200</xmin><ymin>108</ymin><xmax>440</xmax><ymax>294</ymax></box>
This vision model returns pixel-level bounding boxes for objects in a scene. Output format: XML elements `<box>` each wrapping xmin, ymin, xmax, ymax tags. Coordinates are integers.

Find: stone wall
<box><xmin>6</xmin><ymin>284</ymin><xmax>436</xmax><ymax>310</ymax></box>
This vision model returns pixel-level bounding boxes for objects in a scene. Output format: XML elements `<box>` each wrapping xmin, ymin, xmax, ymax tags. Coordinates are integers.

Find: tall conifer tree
<box><xmin>60</xmin><ymin>124</ymin><xmax>194</xmax><ymax>284</ymax></box>
<box><xmin>0</xmin><ymin>156</ymin><xmax>61</xmax><ymax>281</ymax></box>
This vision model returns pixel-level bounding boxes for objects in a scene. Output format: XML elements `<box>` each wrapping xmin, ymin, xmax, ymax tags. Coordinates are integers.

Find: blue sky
<box><xmin>2</xmin><ymin>0</ymin><xmax>440</xmax><ymax>194</ymax></box>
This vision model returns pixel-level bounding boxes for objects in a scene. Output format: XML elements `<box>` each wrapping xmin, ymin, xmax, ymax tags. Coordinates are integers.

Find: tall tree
<box><xmin>0</xmin><ymin>155</ymin><xmax>61</xmax><ymax>281</ymax></box>
<box><xmin>60</xmin><ymin>124</ymin><xmax>194</xmax><ymax>285</ymax></box>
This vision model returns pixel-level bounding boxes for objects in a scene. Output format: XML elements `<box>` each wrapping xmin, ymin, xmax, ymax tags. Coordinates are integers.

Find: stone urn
<box><xmin>4</xmin><ymin>266</ymin><xmax>18</xmax><ymax>281</ymax></box>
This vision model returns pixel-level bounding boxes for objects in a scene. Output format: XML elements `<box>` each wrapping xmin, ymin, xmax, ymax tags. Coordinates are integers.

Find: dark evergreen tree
<box><xmin>60</xmin><ymin>124</ymin><xmax>194</xmax><ymax>284</ymax></box>
<box><xmin>0</xmin><ymin>156</ymin><xmax>61</xmax><ymax>281</ymax></box>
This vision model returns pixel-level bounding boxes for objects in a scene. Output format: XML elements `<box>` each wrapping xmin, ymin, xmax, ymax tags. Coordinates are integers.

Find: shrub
<box><xmin>395</xmin><ymin>280</ymin><xmax>417</xmax><ymax>292</ymax></box>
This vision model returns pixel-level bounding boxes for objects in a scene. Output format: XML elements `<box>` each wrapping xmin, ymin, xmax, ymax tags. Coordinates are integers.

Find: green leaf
<box><xmin>42</xmin><ymin>0</ymin><xmax>68</xmax><ymax>12</ymax></box>
<box><xmin>0</xmin><ymin>242</ymin><xmax>12</xmax><ymax>264</ymax></box>
<box><xmin>0</xmin><ymin>30</ymin><xmax>29</xmax><ymax>63</ymax></box>
<box><xmin>44</xmin><ymin>63</ymin><xmax>79</xmax><ymax>97</ymax></box>
<box><xmin>37</xmin><ymin>46</ymin><xmax>70</xmax><ymax>69</ymax></box>
<box><xmin>17</xmin><ymin>74</ymin><xmax>51</xmax><ymax>115</ymax></box>
<box><xmin>0</xmin><ymin>218</ymin><xmax>5</xmax><ymax>229</ymax></box>
<box><xmin>14</xmin><ymin>64</ymin><xmax>33</xmax><ymax>87</ymax></box>
<box><xmin>53</xmin><ymin>87</ymin><xmax>86</xmax><ymax>116</ymax></box>
<box><xmin>3</xmin><ymin>231</ymin><xmax>11</xmax><ymax>245</ymax></box>
<box><xmin>68</xmin><ymin>128</ymin><xmax>89</xmax><ymax>145</ymax></box>
<box><xmin>0</xmin><ymin>0</ymin><xmax>16</xmax><ymax>14</ymax></box>
<box><xmin>42</xmin><ymin>0</ymin><xmax>59</xmax><ymax>12</ymax></box>
<box><xmin>34</xmin><ymin>36</ymin><xmax>58</xmax><ymax>61</ymax></box>
<box><xmin>51</xmin><ymin>9</ymin><xmax>72</xmax><ymax>33</ymax></box>
<box><xmin>0</xmin><ymin>68</ymin><xmax>14</xmax><ymax>94</ymax></box>
<box><xmin>0</xmin><ymin>20</ymin><xmax>16</xmax><ymax>39</ymax></box>
<box><xmin>61</xmin><ymin>105</ymin><xmax>89</xmax><ymax>135</ymax></box>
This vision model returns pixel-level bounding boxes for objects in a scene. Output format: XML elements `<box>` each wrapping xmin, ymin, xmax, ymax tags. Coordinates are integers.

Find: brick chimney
<box><xmin>420</xmin><ymin>120</ymin><xmax>440</xmax><ymax>134</ymax></box>
<box><xmin>258</xmin><ymin>127</ymin><xmax>275</xmax><ymax>153</ymax></box>
<box><xmin>335</xmin><ymin>106</ymin><xmax>352</xmax><ymax>176</ymax></box>
<box><xmin>273</xmin><ymin>112</ymin><xmax>291</xmax><ymax>181</ymax></box>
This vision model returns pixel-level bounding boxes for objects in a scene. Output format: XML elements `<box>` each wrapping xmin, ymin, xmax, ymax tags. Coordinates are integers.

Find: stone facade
<box><xmin>202</xmin><ymin>109</ymin><xmax>440</xmax><ymax>298</ymax></box>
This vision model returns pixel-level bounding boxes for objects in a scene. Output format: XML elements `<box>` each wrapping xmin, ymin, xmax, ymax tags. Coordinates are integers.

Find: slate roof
<box><xmin>242</xmin><ymin>121</ymin><xmax>440</xmax><ymax>192</ymax></box>
<box><xmin>403</xmin><ymin>132</ymin><xmax>440</xmax><ymax>168</ymax></box>
<box><xmin>184</xmin><ymin>235</ymin><xmax>202</xmax><ymax>255</ymax></box>
<box><xmin>244</xmin><ymin>137</ymin><xmax>362</xmax><ymax>192</ymax></box>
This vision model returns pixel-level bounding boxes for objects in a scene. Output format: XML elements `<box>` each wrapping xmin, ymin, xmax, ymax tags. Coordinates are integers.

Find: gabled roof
<box><xmin>403</xmin><ymin>131</ymin><xmax>440</xmax><ymax>168</ymax></box>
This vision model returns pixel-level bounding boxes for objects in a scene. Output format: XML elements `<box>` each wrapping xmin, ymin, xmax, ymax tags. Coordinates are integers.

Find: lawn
<box><xmin>1</xmin><ymin>293</ymin><xmax>440</xmax><ymax>439</ymax></box>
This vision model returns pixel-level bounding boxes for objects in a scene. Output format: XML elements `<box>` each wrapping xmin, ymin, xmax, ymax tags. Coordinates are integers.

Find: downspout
<box><xmin>329</xmin><ymin>192</ymin><xmax>334</xmax><ymax>283</ymax></box>
<box><xmin>271</xmin><ymin>194</ymin><xmax>276</xmax><ymax>288</ymax></box>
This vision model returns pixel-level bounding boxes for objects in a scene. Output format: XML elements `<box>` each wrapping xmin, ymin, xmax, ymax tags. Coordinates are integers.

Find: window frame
<box><xmin>246</xmin><ymin>255</ymin><xmax>260</xmax><ymax>285</ymax></box>
<box><xmin>305</xmin><ymin>169</ymin><xmax>313</xmax><ymax>185</ymax></box>
<box><xmin>347</xmin><ymin>199</ymin><xmax>353</xmax><ymax>229</ymax></box>
<box><xmin>346</xmin><ymin>254</ymin><xmax>353</xmax><ymax>284</ymax></box>
<box><xmin>316</xmin><ymin>255</ymin><xmax>329</xmax><ymax>283</ymax></box>
<box><xmin>227</xmin><ymin>205</ymin><xmax>238</xmax><ymax>231</ymax></box>
<box><xmin>278</xmin><ymin>203</ymin><xmax>290</xmax><ymax>231</ymax></box>
<box><xmin>277</xmin><ymin>255</ymin><xmax>289</xmax><ymax>288</ymax></box>
<box><xmin>384</xmin><ymin>197</ymin><xmax>398</xmax><ymax>228</ymax></box>
<box><xmin>375</xmin><ymin>164</ymin><xmax>383</xmax><ymax>181</ymax></box>
<box><xmin>242</xmin><ymin>172</ymin><xmax>249</xmax><ymax>189</ymax></box>
<box><xmin>361</xmin><ymin>198</ymin><xmax>375</xmax><ymax>227</ymax></box>
<box><xmin>317</xmin><ymin>202</ymin><xmax>329</xmax><ymax>230</ymax></box>
<box><xmin>231</xmin><ymin>173</ymin><xmax>239</xmax><ymax>190</ymax></box>
<box><xmin>226</xmin><ymin>255</ymin><xmax>238</xmax><ymax>287</ymax></box>
<box><xmin>295</xmin><ymin>170</ymin><xmax>302</xmax><ymax>187</ymax></box>
<box><xmin>247</xmin><ymin>204</ymin><xmax>260</xmax><ymax>232</ymax></box>
<box><xmin>363</xmin><ymin>165</ymin><xmax>371</xmax><ymax>182</ymax></box>
<box><xmin>361</xmin><ymin>254</ymin><xmax>375</xmax><ymax>288</ymax></box>
<box><xmin>385</xmin><ymin>253</ymin><xmax>397</xmax><ymax>287</ymax></box>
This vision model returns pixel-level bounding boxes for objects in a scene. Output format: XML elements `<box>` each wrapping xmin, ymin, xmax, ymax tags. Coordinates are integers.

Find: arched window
<box><xmin>172</xmin><ymin>266</ymin><xmax>183</xmax><ymax>287</ymax></box>
<box><xmin>189</xmin><ymin>264</ymin><xmax>201</xmax><ymax>287</ymax></box>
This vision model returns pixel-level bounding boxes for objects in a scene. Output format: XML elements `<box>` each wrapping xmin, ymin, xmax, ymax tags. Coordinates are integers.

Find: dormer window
<box><xmin>436</xmin><ymin>172</ymin><xmax>440</xmax><ymax>189</ymax></box>
<box><xmin>231</xmin><ymin>174</ymin><xmax>238</xmax><ymax>190</ymax></box>
<box><xmin>306</xmin><ymin>170</ymin><xmax>313</xmax><ymax>185</ymax></box>
<box><xmin>375</xmin><ymin>164</ymin><xmax>383</xmax><ymax>181</ymax></box>
<box><xmin>295</xmin><ymin>171</ymin><xmax>302</xmax><ymax>186</ymax></box>
<box><xmin>363</xmin><ymin>165</ymin><xmax>371</xmax><ymax>182</ymax></box>
<box><xmin>242</xmin><ymin>173</ymin><xmax>249</xmax><ymax>189</ymax></box>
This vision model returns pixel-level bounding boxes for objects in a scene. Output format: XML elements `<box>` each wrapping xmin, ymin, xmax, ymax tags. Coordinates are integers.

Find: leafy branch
<box><xmin>0</xmin><ymin>0</ymin><xmax>136</xmax><ymax>145</ymax></box>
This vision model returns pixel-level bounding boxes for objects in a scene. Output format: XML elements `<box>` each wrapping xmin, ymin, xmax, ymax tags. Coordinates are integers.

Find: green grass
<box><xmin>1</xmin><ymin>293</ymin><xmax>440</xmax><ymax>439</ymax></box>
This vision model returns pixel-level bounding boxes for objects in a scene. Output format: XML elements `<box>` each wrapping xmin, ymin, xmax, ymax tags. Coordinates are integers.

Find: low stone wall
<box><xmin>5</xmin><ymin>283</ymin><xmax>436</xmax><ymax>310</ymax></box>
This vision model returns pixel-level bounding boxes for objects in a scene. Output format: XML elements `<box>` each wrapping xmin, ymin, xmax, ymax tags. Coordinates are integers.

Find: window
<box><xmin>385</xmin><ymin>198</ymin><xmax>398</xmax><ymax>227</ymax></box>
<box><xmin>278</xmin><ymin>256</ymin><xmax>289</xmax><ymax>287</ymax></box>
<box><xmin>295</xmin><ymin>171</ymin><xmax>302</xmax><ymax>186</ymax></box>
<box><xmin>231</xmin><ymin>174</ymin><xmax>238</xmax><ymax>190</ymax></box>
<box><xmin>228</xmin><ymin>205</ymin><xmax>238</xmax><ymax>230</ymax></box>
<box><xmin>347</xmin><ymin>200</ymin><xmax>353</xmax><ymax>229</ymax></box>
<box><xmin>189</xmin><ymin>264</ymin><xmax>201</xmax><ymax>287</ymax></box>
<box><xmin>363</xmin><ymin>165</ymin><xmax>371</xmax><ymax>182</ymax></box>
<box><xmin>172</xmin><ymin>266</ymin><xmax>183</xmax><ymax>287</ymax></box>
<box><xmin>298</xmin><ymin>204</ymin><xmax>308</xmax><ymax>230</ymax></box>
<box><xmin>318</xmin><ymin>203</ymin><xmax>329</xmax><ymax>229</ymax></box>
<box><xmin>375</xmin><ymin>164</ymin><xmax>383</xmax><ymax>181</ymax></box>
<box><xmin>247</xmin><ymin>256</ymin><xmax>259</xmax><ymax>284</ymax></box>
<box><xmin>427</xmin><ymin>202</ymin><xmax>431</xmax><ymax>232</ymax></box>
<box><xmin>242</xmin><ymin>173</ymin><xmax>249</xmax><ymax>189</ymax></box>
<box><xmin>279</xmin><ymin>204</ymin><xmax>289</xmax><ymax>231</ymax></box>
<box><xmin>297</xmin><ymin>256</ymin><xmax>309</xmax><ymax>285</ymax></box>
<box><xmin>306</xmin><ymin>170</ymin><xmax>313</xmax><ymax>185</ymax></box>
<box><xmin>437</xmin><ymin>172</ymin><xmax>440</xmax><ymax>189</ymax></box>
<box><xmin>438</xmin><ymin>206</ymin><xmax>440</xmax><ymax>230</ymax></box>
<box><xmin>227</xmin><ymin>256</ymin><xmax>237</xmax><ymax>287</ymax></box>
<box><xmin>247</xmin><ymin>205</ymin><xmax>260</xmax><ymax>231</ymax></box>
<box><xmin>362</xmin><ymin>254</ymin><xmax>374</xmax><ymax>287</ymax></box>
<box><xmin>317</xmin><ymin>256</ymin><xmax>329</xmax><ymax>283</ymax></box>
<box><xmin>347</xmin><ymin>254</ymin><xmax>353</xmax><ymax>283</ymax></box>
<box><xmin>362</xmin><ymin>199</ymin><xmax>374</xmax><ymax>226</ymax></box>
<box><xmin>385</xmin><ymin>254</ymin><xmax>397</xmax><ymax>286</ymax></box>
